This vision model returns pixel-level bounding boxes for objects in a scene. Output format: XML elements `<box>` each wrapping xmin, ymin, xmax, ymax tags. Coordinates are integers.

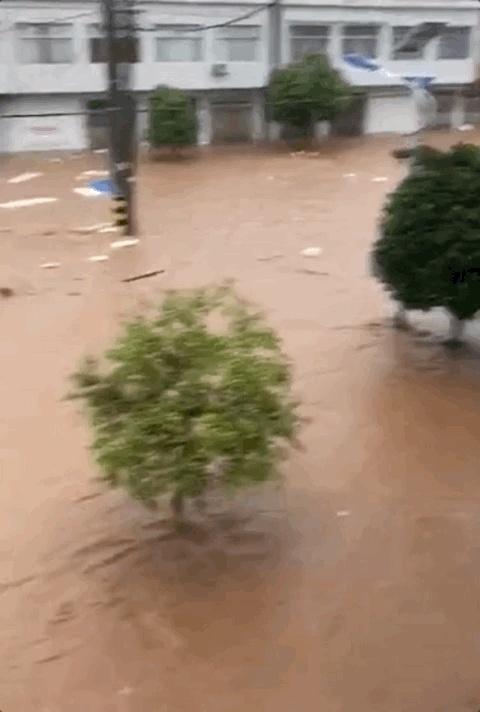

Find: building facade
<box><xmin>0</xmin><ymin>0</ymin><xmax>478</xmax><ymax>153</ymax></box>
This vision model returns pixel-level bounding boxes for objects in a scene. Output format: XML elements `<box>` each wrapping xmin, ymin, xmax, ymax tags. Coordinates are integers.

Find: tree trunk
<box><xmin>392</xmin><ymin>304</ymin><xmax>409</xmax><ymax>330</ymax></box>
<box><xmin>444</xmin><ymin>314</ymin><xmax>464</xmax><ymax>350</ymax></box>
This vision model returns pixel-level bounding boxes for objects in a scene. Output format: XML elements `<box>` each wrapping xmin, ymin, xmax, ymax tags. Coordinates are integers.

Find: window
<box><xmin>391</xmin><ymin>26</ymin><xmax>425</xmax><ymax>60</ymax></box>
<box><xmin>215</xmin><ymin>26</ymin><xmax>260</xmax><ymax>62</ymax></box>
<box><xmin>342</xmin><ymin>24</ymin><xmax>379</xmax><ymax>59</ymax></box>
<box><xmin>16</xmin><ymin>23</ymin><xmax>74</xmax><ymax>64</ymax></box>
<box><xmin>290</xmin><ymin>25</ymin><xmax>330</xmax><ymax>62</ymax></box>
<box><xmin>155</xmin><ymin>25</ymin><xmax>202</xmax><ymax>62</ymax></box>
<box><xmin>437</xmin><ymin>27</ymin><xmax>470</xmax><ymax>60</ymax></box>
<box><xmin>88</xmin><ymin>23</ymin><xmax>140</xmax><ymax>63</ymax></box>
<box><xmin>88</xmin><ymin>24</ymin><xmax>106</xmax><ymax>63</ymax></box>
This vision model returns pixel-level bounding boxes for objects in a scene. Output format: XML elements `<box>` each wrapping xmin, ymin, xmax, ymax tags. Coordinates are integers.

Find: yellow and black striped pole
<box><xmin>112</xmin><ymin>194</ymin><xmax>129</xmax><ymax>235</ymax></box>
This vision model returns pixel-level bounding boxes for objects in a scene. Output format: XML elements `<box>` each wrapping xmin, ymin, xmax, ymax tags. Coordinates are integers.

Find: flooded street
<box><xmin>1</xmin><ymin>133</ymin><xmax>480</xmax><ymax>712</ymax></box>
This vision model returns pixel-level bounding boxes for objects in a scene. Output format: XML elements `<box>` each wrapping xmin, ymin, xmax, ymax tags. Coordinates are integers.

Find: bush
<box><xmin>371</xmin><ymin>143</ymin><xmax>480</xmax><ymax>340</ymax></box>
<box><xmin>267</xmin><ymin>53</ymin><xmax>353</xmax><ymax>139</ymax></box>
<box><xmin>68</xmin><ymin>284</ymin><xmax>301</xmax><ymax>520</ymax></box>
<box><xmin>148</xmin><ymin>85</ymin><xmax>197</xmax><ymax>151</ymax></box>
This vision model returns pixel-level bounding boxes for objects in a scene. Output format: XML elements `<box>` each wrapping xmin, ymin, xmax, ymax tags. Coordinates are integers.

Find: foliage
<box><xmin>267</xmin><ymin>53</ymin><xmax>354</xmax><ymax>136</ymax></box>
<box><xmin>372</xmin><ymin>143</ymin><xmax>480</xmax><ymax>321</ymax></box>
<box><xmin>67</xmin><ymin>284</ymin><xmax>301</xmax><ymax>516</ymax></box>
<box><xmin>148</xmin><ymin>85</ymin><xmax>197</xmax><ymax>149</ymax></box>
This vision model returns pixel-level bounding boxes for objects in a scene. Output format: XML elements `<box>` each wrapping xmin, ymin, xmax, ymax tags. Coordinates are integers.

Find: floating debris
<box><xmin>76</xmin><ymin>169</ymin><xmax>109</xmax><ymax>180</ymax></box>
<box><xmin>0</xmin><ymin>287</ymin><xmax>14</xmax><ymax>298</ymax></box>
<box><xmin>110</xmin><ymin>239</ymin><xmax>139</xmax><ymax>249</ymax></box>
<box><xmin>457</xmin><ymin>123</ymin><xmax>474</xmax><ymax>132</ymax></box>
<box><xmin>343</xmin><ymin>173</ymin><xmax>356</xmax><ymax>178</ymax></box>
<box><xmin>300</xmin><ymin>247</ymin><xmax>322</xmax><ymax>257</ymax></box>
<box><xmin>371</xmin><ymin>176</ymin><xmax>388</xmax><ymax>183</ymax></box>
<box><xmin>93</xmin><ymin>148</ymin><xmax>108</xmax><ymax>154</ymax></box>
<box><xmin>41</xmin><ymin>262</ymin><xmax>60</xmax><ymax>269</ymax></box>
<box><xmin>7</xmin><ymin>172</ymin><xmax>43</xmax><ymax>184</ymax></box>
<box><xmin>87</xmin><ymin>255</ymin><xmax>109</xmax><ymax>263</ymax></box>
<box><xmin>336</xmin><ymin>510</ymin><xmax>350</xmax><ymax>517</ymax></box>
<box><xmin>1</xmin><ymin>197</ymin><xmax>58</xmax><ymax>209</ymax></box>
<box><xmin>122</xmin><ymin>269</ymin><xmax>165</xmax><ymax>283</ymax></box>
<box><xmin>73</xmin><ymin>187</ymin><xmax>102</xmax><ymax>198</ymax></box>
<box><xmin>72</xmin><ymin>222</ymin><xmax>112</xmax><ymax>234</ymax></box>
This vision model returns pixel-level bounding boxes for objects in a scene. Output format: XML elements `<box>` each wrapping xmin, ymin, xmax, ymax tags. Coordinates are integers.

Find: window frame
<box><xmin>437</xmin><ymin>26</ymin><xmax>471</xmax><ymax>60</ymax></box>
<box><xmin>155</xmin><ymin>24</ymin><xmax>203</xmax><ymax>62</ymax></box>
<box><xmin>289</xmin><ymin>24</ymin><xmax>331</xmax><ymax>63</ymax></box>
<box><xmin>16</xmin><ymin>22</ymin><xmax>74</xmax><ymax>64</ymax></box>
<box><xmin>391</xmin><ymin>26</ymin><xmax>426</xmax><ymax>60</ymax></box>
<box><xmin>87</xmin><ymin>22</ymin><xmax>140</xmax><ymax>64</ymax></box>
<box><xmin>341</xmin><ymin>23</ymin><xmax>380</xmax><ymax>59</ymax></box>
<box><xmin>215</xmin><ymin>24</ymin><xmax>261</xmax><ymax>62</ymax></box>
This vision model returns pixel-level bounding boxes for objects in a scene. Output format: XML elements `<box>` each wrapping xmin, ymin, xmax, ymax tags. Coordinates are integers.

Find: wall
<box><xmin>1</xmin><ymin>95</ymin><xmax>87</xmax><ymax>152</ymax></box>
<box><xmin>365</xmin><ymin>93</ymin><xmax>417</xmax><ymax>134</ymax></box>
<box><xmin>0</xmin><ymin>0</ymin><xmax>478</xmax><ymax>96</ymax></box>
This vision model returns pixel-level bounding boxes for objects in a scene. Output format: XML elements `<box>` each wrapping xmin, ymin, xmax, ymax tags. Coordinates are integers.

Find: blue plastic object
<box><xmin>89</xmin><ymin>178</ymin><xmax>116</xmax><ymax>195</ymax></box>
<box><xmin>401</xmin><ymin>75</ymin><xmax>435</xmax><ymax>89</ymax></box>
<box><xmin>343</xmin><ymin>53</ymin><xmax>379</xmax><ymax>72</ymax></box>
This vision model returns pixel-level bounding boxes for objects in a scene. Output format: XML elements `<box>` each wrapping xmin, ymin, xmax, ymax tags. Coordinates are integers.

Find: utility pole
<box><xmin>103</xmin><ymin>0</ymin><xmax>138</xmax><ymax>237</ymax></box>
<box><xmin>268</xmin><ymin>0</ymin><xmax>282</xmax><ymax>71</ymax></box>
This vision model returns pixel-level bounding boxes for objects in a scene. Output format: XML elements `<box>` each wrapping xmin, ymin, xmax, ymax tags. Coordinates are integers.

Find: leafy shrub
<box><xmin>148</xmin><ymin>85</ymin><xmax>197</xmax><ymax>150</ymax></box>
<box><xmin>371</xmin><ymin>143</ymin><xmax>480</xmax><ymax>333</ymax></box>
<box><xmin>68</xmin><ymin>284</ymin><xmax>301</xmax><ymax>520</ymax></box>
<box><xmin>267</xmin><ymin>53</ymin><xmax>353</xmax><ymax>138</ymax></box>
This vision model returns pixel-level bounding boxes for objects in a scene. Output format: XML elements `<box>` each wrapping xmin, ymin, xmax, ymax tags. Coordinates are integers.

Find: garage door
<box><xmin>211</xmin><ymin>103</ymin><xmax>253</xmax><ymax>144</ymax></box>
<box><xmin>9</xmin><ymin>115</ymin><xmax>85</xmax><ymax>152</ymax></box>
<box><xmin>365</xmin><ymin>95</ymin><xmax>416</xmax><ymax>135</ymax></box>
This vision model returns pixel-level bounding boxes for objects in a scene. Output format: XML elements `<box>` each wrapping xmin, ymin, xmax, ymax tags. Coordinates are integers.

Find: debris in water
<box><xmin>1</xmin><ymin>197</ymin><xmax>58</xmax><ymax>209</ymax></box>
<box><xmin>41</xmin><ymin>262</ymin><xmax>60</xmax><ymax>269</ymax></box>
<box><xmin>343</xmin><ymin>173</ymin><xmax>356</xmax><ymax>178</ymax></box>
<box><xmin>88</xmin><ymin>255</ymin><xmax>109</xmax><ymax>262</ymax></box>
<box><xmin>0</xmin><ymin>287</ymin><xmax>14</xmax><ymax>298</ymax></box>
<box><xmin>122</xmin><ymin>269</ymin><xmax>165</xmax><ymax>283</ymax></box>
<box><xmin>371</xmin><ymin>176</ymin><xmax>388</xmax><ymax>183</ymax></box>
<box><xmin>257</xmin><ymin>254</ymin><xmax>284</xmax><ymax>262</ymax></box>
<box><xmin>8</xmin><ymin>172</ymin><xmax>43</xmax><ymax>184</ymax></box>
<box><xmin>73</xmin><ymin>187</ymin><xmax>103</xmax><ymax>198</ymax></box>
<box><xmin>76</xmin><ymin>169</ymin><xmax>109</xmax><ymax>179</ymax></box>
<box><xmin>110</xmin><ymin>238</ymin><xmax>139</xmax><ymax>249</ymax></box>
<box><xmin>458</xmin><ymin>124</ymin><xmax>474</xmax><ymax>132</ymax></box>
<box><xmin>336</xmin><ymin>510</ymin><xmax>350</xmax><ymax>517</ymax></box>
<box><xmin>93</xmin><ymin>148</ymin><xmax>108</xmax><ymax>154</ymax></box>
<box><xmin>301</xmin><ymin>247</ymin><xmax>322</xmax><ymax>257</ymax></box>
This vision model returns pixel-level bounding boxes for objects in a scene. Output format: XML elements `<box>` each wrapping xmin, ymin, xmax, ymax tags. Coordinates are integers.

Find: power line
<box><xmin>135</xmin><ymin>2</ymin><xmax>275</xmax><ymax>32</ymax></box>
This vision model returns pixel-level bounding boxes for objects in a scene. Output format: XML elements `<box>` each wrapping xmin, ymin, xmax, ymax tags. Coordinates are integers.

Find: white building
<box><xmin>0</xmin><ymin>0</ymin><xmax>478</xmax><ymax>153</ymax></box>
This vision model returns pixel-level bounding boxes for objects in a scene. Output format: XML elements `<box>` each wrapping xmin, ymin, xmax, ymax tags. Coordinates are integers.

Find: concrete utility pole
<box><xmin>103</xmin><ymin>0</ymin><xmax>138</xmax><ymax>236</ymax></box>
<box><xmin>268</xmin><ymin>0</ymin><xmax>282</xmax><ymax>71</ymax></box>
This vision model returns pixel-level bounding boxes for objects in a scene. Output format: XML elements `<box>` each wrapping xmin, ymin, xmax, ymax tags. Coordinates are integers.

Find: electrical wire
<box><xmin>135</xmin><ymin>2</ymin><xmax>275</xmax><ymax>32</ymax></box>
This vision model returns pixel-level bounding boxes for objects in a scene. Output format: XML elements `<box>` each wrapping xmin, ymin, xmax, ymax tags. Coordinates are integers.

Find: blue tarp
<box><xmin>89</xmin><ymin>178</ymin><xmax>116</xmax><ymax>195</ymax></box>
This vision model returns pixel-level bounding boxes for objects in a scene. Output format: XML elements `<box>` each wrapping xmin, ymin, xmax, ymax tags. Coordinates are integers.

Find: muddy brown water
<box><xmin>1</xmin><ymin>133</ymin><xmax>480</xmax><ymax>712</ymax></box>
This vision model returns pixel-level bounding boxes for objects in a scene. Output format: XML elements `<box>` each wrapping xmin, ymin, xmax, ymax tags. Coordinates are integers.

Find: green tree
<box><xmin>267</xmin><ymin>53</ymin><xmax>354</xmax><ymax>140</ymax></box>
<box><xmin>67</xmin><ymin>284</ymin><xmax>301</xmax><ymax>522</ymax></box>
<box><xmin>148</xmin><ymin>85</ymin><xmax>197</xmax><ymax>152</ymax></box>
<box><xmin>372</xmin><ymin>143</ymin><xmax>480</xmax><ymax>346</ymax></box>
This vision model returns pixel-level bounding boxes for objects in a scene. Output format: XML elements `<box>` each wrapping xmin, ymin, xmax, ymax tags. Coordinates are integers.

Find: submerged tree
<box><xmin>371</xmin><ymin>143</ymin><xmax>480</xmax><ymax>346</ymax></box>
<box><xmin>67</xmin><ymin>284</ymin><xmax>301</xmax><ymax>523</ymax></box>
<box><xmin>267</xmin><ymin>53</ymin><xmax>353</xmax><ymax>141</ymax></box>
<box><xmin>148</xmin><ymin>85</ymin><xmax>197</xmax><ymax>155</ymax></box>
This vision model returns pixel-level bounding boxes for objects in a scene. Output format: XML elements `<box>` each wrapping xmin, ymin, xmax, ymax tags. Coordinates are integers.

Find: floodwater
<box><xmin>1</xmin><ymin>133</ymin><xmax>480</xmax><ymax>712</ymax></box>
